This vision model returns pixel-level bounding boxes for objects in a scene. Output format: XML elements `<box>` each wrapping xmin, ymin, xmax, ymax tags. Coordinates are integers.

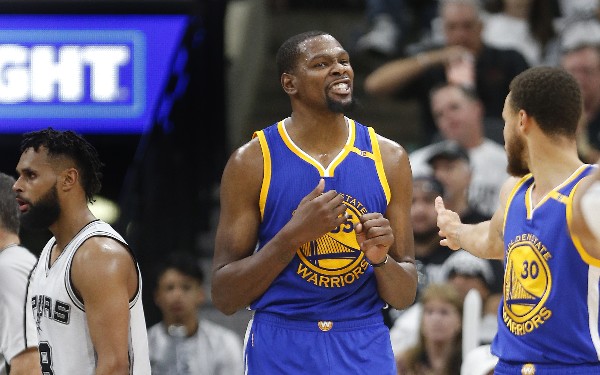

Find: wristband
<box><xmin>371</xmin><ymin>254</ymin><xmax>389</xmax><ymax>268</ymax></box>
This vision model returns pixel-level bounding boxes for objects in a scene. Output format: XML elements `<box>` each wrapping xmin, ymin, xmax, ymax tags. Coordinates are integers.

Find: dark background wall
<box><xmin>0</xmin><ymin>0</ymin><xmax>228</xmax><ymax>326</ymax></box>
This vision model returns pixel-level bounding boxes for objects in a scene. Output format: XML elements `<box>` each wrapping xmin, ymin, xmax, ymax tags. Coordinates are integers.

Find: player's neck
<box><xmin>529</xmin><ymin>142</ymin><xmax>583</xmax><ymax>199</ymax></box>
<box><xmin>50</xmin><ymin>207</ymin><xmax>97</xmax><ymax>250</ymax></box>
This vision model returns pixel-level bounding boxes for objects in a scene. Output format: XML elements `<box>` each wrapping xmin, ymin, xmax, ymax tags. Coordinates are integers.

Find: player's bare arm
<box><xmin>572</xmin><ymin>170</ymin><xmax>600</xmax><ymax>258</ymax></box>
<box><xmin>366</xmin><ymin>135</ymin><xmax>418</xmax><ymax>310</ymax></box>
<box><xmin>435</xmin><ymin>176</ymin><xmax>519</xmax><ymax>260</ymax></box>
<box><xmin>211</xmin><ymin>138</ymin><xmax>348</xmax><ymax>315</ymax></box>
<box><xmin>70</xmin><ymin>237</ymin><xmax>138</xmax><ymax>375</ymax></box>
<box><xmin>9</xmin><ymin>347</ymin><xmax>41</xmax><ymax>375</ymax></box>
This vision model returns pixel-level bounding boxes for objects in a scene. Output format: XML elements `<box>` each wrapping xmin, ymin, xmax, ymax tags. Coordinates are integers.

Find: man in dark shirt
<box><xmin>364</xmin><ymin>0</ymin><xmax>529</xmax><ymax>141</ymax></box>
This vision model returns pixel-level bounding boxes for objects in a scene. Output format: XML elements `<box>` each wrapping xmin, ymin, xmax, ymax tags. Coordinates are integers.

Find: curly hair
<box><xmin>20</xmin><ymin>128</ymin><xmax>104</xmax><ymax>203</ymax></box>
<box><xmin>509</xmin><ymin>66</ymin><xmax>582</xmax><ymax>138</ymax></box>
<box><xmin>0</xmin><ymin>173</ymin><xmax>20</xmax><ymax>234</ymax></box>
<box><xmin>275</xmin><ymin>30</ymin><xmax>330</xmax><ymax>77</ymax></box>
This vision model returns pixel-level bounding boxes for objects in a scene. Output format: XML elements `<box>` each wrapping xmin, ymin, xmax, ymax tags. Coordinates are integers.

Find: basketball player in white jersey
<box><xmin>0</xmin><ymin>172</ymin><xmax>40</xmax><ymax>375</ymax></box>
<box><xmin>14</xmin><ymin>128</ymin><xmax>150</xmax><ymax>375</ymax></box>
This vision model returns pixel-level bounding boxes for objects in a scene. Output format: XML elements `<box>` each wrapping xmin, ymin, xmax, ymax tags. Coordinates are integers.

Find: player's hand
<box><xmin>355</xmin><ymin>212</ymin><xmax>393</xmax><ymax>264</ymax></box>
<box><xmin>289</xmin><ymin>179</ymin><xmax>348</xmax><ymax>244</ymax></box>
<box><xmin>435</xmin><ymin>196</ymin><xmax>463</xmax><ymax>250</ymax></box>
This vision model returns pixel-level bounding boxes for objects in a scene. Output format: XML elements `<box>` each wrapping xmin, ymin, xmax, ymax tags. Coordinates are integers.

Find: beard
<box><xmin>326</xmin><ymin>94</ymin><xmax>355</xmax><ymax>113</ymax></box>
<box><xmin>21</xmin><ymin>184</ymin><xmax>61</xmax><ymax>230</ymax></box>
<box><xmin>506</xmin><ymin>133</ymin><xmax>530</xmax><ymax>177</ymax></box>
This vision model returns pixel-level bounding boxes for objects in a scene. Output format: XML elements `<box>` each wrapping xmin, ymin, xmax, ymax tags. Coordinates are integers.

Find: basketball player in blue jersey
<box><xmin>13</xmin><ymin>128</ymin><xmax>150</xmax><ymax>375</ymax></box>
<box><xmin>436</xmin><ymin>66</ymin><xmax>600</xmax><ymax>374</ymax></box>
<box><xmin>211</xmin><ymin>30</ymin><xmax>418</xmax><ymax>374</ymax></box>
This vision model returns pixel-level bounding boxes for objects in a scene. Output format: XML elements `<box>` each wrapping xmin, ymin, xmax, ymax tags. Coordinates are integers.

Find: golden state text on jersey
<box><xmin>493</xmin><ymin>165</ymin><xmax>600</xmax><ymax>364</ymax></box>
<box><xmin>250</xmin><ymin>117</ymin><xmax>392</xmax><ymax>321</ymax></box>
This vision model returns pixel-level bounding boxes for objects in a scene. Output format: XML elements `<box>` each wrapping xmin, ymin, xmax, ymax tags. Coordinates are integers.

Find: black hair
<box><xmin>20</xmin><ymin>128</ymin><xmax>104</xmax><ymax>204</ymax></box>
<box><xmin>276</xmin><ymin>30</ymin><xmax>329</xmax><ymax>77</ymax></box>
<box><xmin>0</xmin><ymin>173</ymin><xmax>19</xmax><ymax>234</ymax></box>
<box><xmin>509</xmin><ymin>66</ymin><xmax>582</xmax><ymax>138</ymax></box>
<box><xmin>155</xmin><ymin>251</ymin><xmax>204</xmax><ymax>285</ymax></box>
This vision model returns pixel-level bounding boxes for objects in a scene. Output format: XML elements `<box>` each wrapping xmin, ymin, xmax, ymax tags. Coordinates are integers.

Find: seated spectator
<box><xmin>412</xmin><ymin>176</ymin><xmax>455</xmax><ymax>291</ymax></box>
<box><xmin>482</xmin><ymin>0</ymin><xmax>560</xmax><ymax>66</ymax></box>
<box><xmin>364</xmin><ymin>0</ymin><xmax>529</xmax><ymax>142</ymax></box>
<box><xmin>396</xmin><ymin>283</ymin><xmax>463</xmax><ymax>375</ymax></box>
<box><xmin>426</xmin><ymin>141</ymin><xmax>490</xmax><ymax>223</ymax></box>
<box><xmin>560</xmin><ymin>43</ymin><xmax>600</xmax><ymax>163</ymax></box>
<box><xmin>409</xmin><ymin>84</ymin><xmax>508</xmax><ymax>217</ymax></box>
<box><xmin>147</xmin><ymin>251</ymin><xmax>244</xmax><ymax>375</ymax></box>
<box><xmin>383</xmin><ymin>175</ymin><xmax>452</xmax><ymax>328</ymax></box>
<box><xmin>389</xmin><ymin>249</ymin><xmax>500</xmax><ymax>358</ymax></box>
<box><xmin>440</xmin><ymin>250</ymin><xmax>502</xmax><ymax>346</ymax></box>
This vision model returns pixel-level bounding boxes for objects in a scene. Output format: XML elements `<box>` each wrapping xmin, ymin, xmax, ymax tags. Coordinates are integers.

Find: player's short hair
<box><xmin>20</xmin><ymin>128</ymin><xmax>104</xmax><ymax>204</ymax></box>
<box><xmin>0</xmin><ymin>173</ymin><xmax>19</xmax><ymax>234</ymax></box>
<box><xmin>276</xmin><ymin>30</ymin><xmax>329</xmax><ymax>77</ymax></box>
<box><xmin>509</xmin><ymin>66</ymin><xmax>582</xmax><ymax>138</ymax></box>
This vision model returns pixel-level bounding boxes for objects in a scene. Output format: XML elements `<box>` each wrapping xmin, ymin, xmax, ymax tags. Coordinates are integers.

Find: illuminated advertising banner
<box><xmin>0</xmin><ymin>14</ymin><xmax>190</xmax><ymax>134</ymax></box>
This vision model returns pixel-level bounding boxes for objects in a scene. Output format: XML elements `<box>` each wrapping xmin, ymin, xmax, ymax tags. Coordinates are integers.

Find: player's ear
<box><xmin>281</xmin><ymin>73</ymin><xmax>297</xmax><ymax>95</ymax></box>
<box><xmin>60</xmin><ymin>167</ymin><xmax>79</xmax><ymax>192</ymax></box>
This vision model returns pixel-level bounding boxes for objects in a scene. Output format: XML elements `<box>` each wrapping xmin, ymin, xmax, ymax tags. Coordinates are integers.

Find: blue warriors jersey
<box><xmin>493</xmin><ymin>164</ymin><xmax>600</xmax><ymax>364</ymax></box>
<box><xmin>250</xmin><ymin>117</ymin><xmax>391</xmax><ymax>321</ymax></box>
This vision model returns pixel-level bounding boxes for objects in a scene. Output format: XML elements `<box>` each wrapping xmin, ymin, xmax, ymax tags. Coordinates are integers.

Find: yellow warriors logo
<box><xmin>296</xmin><ymin>193</ymin><xmax>370</xmax><ymax>288</ymax></box>
<box><xmin>503</xmin><ymin>235</ymin><xmax>553</xmax><ymax>335</ymax></box>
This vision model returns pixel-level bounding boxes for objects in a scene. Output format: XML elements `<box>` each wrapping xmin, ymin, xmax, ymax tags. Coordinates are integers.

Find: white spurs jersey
<box><xmin>28</xmin><ymin>220</ymin><xmax>151</xmax><ymax>375</ymax></box>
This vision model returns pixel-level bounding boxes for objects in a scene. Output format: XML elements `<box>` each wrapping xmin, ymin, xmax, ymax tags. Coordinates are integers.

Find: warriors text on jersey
<box><xmin>493</xmin><ymin>164</ymin><xmax>600</xmax><ymax>364</ymax></box>
<box><xmin>250</xmin><ymin>117</ymin><xmax>392</xmax><ymax>320</ymax></box>
<box><xmin>28</xmin><ymin>220</ymin><xmax>151</xmax><ymax>374</ymax></box>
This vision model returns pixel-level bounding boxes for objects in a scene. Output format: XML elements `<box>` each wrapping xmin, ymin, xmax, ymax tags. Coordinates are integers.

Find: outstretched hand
<box><xmin>355</xmin><ymin>212</ymin><xmax>393</xmax><ymax>265</ymax></box>
<box><xmin>435</xmin><ymin>196</ymin><xmax>463</xmax><ymax>250</ymax></box>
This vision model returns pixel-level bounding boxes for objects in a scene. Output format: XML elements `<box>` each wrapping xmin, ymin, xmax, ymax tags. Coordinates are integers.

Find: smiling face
<box><xmin>287</xmin><ymin>34</ymin><xmax>355</xmax><ymax>113</ymax></box>
<box><xmin>13</xmin><ymin>147</ymin><xmax>62</xmax><ymax>230</ymax></box>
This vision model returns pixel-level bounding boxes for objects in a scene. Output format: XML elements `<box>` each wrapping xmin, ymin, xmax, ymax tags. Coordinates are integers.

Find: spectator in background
<box><xmin>411</xmin><ymin>176</ymin><xmax>454</xmax><ymax>292</ymax></box>
<box><xmin>387</xmin><ymin>176</ymin><xmax>452</xmax><ymax>353</ymax></box>
<box><xmin>483</xmin><ymin>0</ymin><xmax>560</xmax><ymax>66</ymax></box>
<box><xmin>426</xmin><ymin>142</ymin><xmax>490</xmax><ymax>223</ymax></box>
<box><xmin>148</xmin><ymin>251</ymin><xmax>243</xmax><ymax>375</ymax></box>
<box><xmin>395</xmin><ymin>283</ymin><xmax>463</xmax><ymax>375</ymax></box>
<box><xmin>410</xmin><ymin>84</ymin><xmax>508</xmax><ymax>217</ymax></box>
<box><xmin>364</xmin><ymin>0</ymin><xmax>529</xmax><ymax>142</ymax></box>
<box><xmin>440</xmin><ymin>250</ymin><xmax>501</xmax><ymax>346</ymax></box>
<box><xmin>0</xmin><ymin>172</ymin><xmax>40</xmax><ymax>375</ymax></box>
<box><xmin>561</xmin><ymin>43</ymin><xmax>600</xmax><ymax>163</ymax></box>
<box><xmin>353</xmin><ymin>0</ymin><xmax>440</xmax><ymax>57</ymax></box>
<box><xmin>354</xmin><ymin>0</ymin><xmax>407</xmax><ymax>57</ymax></box>
<box><xmin>390</xmin><ymin>248</ymin><xmax>499</xmax><ymax>359</ymax></box>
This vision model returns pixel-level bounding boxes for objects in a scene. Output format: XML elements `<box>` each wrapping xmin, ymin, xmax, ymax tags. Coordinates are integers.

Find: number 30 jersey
<box><xmin>493</xmin><ymin>164</ymin><xmax>600</xmax><ymax>364</ymax></box>
<box><xmin>28</xmin><ymin>220</ymin><xmax>151</xmax><ymax>375</ymax></box>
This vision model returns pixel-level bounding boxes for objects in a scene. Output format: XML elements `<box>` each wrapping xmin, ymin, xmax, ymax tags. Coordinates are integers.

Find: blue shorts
<box><xmin>244</xmin><ymin>311</ymin><xmax>396</xmax><ymax>375</ymax></box>
<box><xmin>495</xmin><ymin>359</ymin><xmax>600</xmax><ymax>374</ymax></box>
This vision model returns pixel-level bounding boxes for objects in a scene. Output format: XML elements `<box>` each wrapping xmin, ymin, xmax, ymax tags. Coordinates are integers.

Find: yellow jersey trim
<box><xmin>254</xmin><ymin>129</ymin><xmax>271</xmax><ymax>220</ymax></box>
<box><xmin>368</xmin><ymin>127</ymin><xmax>391</xmax><ymax>204</ymax></box>
<box><xmin>567</xmin><ymin>178</ymin><xmax>600</xmax><ymax>267</ymax></box>
<box><xmin>277</xmin><ymin>117</ymin><xmax>355</xmax><ymax>178</ymax></box>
